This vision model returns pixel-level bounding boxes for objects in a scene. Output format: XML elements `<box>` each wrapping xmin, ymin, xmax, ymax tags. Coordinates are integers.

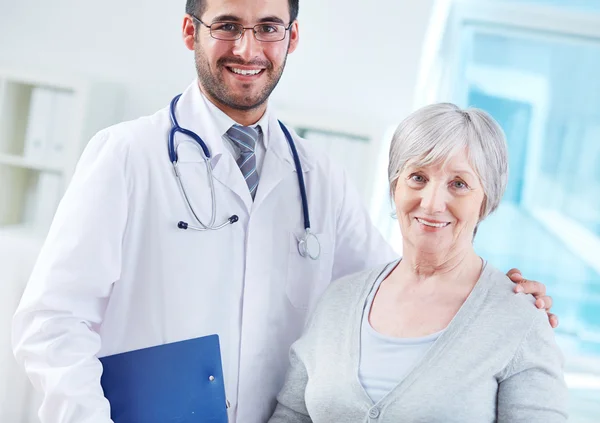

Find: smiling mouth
<box><xmin>227</xmin><ymin>66</ymin><xmax>264</xmax><ymax>76</ymax></box>
<box><xmin>415</xmin><ymin>217</ymin><xmax>450</xmax><ymax>228</ymax></box>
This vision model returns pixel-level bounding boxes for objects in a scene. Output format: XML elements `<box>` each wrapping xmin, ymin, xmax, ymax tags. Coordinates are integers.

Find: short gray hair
<box><xmin>388</xmin><ymin>103</ymin><xmax>508</xmax><ymax>221</ymax></box>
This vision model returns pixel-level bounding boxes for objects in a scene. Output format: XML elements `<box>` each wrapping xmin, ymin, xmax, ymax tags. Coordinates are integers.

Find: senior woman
<box><xmin>269</xmin><ymin>103</ymin><xmax>568</xmax><ymax>422</ymax></box>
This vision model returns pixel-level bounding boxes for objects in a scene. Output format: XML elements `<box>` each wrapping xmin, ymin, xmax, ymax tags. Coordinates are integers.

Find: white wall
<box><xmin>0</xmin><ymin>0</ymin><xmax>437</xmax><ymax>421</ymax></box>
<box><xmin>0</xmin><ymin>0</ymin><xmax>435</xmax><ymax>128</ymax></box>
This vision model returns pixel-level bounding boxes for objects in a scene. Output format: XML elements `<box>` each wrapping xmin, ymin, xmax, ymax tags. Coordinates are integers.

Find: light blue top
<box><xmin>358</xmin><ymin>264</ymin><xmax>445</xmax><ymax>403</ymax></box>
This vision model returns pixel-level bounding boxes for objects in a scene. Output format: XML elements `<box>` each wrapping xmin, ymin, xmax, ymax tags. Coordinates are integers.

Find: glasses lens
<box><xmin>210</xmin><ymin>22</ymin><xmax>243</xmax><ymax>40</ymax></box>
<box><xmin>254</xmin><ymin>23</ymin><xmax>286</xmax><ymax>42</ymax></box>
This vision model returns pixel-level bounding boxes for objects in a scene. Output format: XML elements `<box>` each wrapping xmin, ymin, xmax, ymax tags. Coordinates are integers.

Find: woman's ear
<box><xmin>478</xmin><ymin>196</ymin><xmax>487</xmax><ymax>220</ymax></box>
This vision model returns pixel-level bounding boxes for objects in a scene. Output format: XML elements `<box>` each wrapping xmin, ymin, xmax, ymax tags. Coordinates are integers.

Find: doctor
<box><xmin>12</xmin><ymin>0</ymin><xmax>557</xmax><ymax>422</ymax></box>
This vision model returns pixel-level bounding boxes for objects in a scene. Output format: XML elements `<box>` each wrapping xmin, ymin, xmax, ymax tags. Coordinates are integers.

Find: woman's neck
<box><xmin>396</xmin><ymin>244</ymin><xmax>482</xmax><ymax>286</ymax></box>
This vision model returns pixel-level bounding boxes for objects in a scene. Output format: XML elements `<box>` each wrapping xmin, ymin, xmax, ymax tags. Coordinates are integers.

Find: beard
<box><xmin>194</xmin><ymin>44</ymin><xmax>288</xmax><ymax>112</ymax></box>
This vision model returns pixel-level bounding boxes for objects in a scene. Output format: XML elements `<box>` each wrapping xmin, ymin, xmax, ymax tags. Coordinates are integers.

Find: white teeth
<box><xmin>230</xmin><ymin>68</ymin><xmax>261</xmax><ymax>76</ymax></box>
<box><xmin>417</xmin><ymin>218</ymin><xmax>449</xmax><ymax>228</ymax></box>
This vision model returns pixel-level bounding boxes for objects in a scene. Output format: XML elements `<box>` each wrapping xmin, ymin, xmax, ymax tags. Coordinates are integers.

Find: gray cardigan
<box><xmin>269</xmin><ymin>261</ymin><xmax>568</xmax><ymax>422</ymax></box>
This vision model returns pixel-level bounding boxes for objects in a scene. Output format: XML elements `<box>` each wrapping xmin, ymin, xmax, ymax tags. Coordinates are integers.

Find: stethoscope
<box><xmin>168</xmin><ymin>94</ymin><xmax>321</xmax><ymax>260</ymax></box>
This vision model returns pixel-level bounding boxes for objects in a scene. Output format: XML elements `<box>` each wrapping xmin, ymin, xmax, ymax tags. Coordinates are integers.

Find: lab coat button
<box><xmin>208</xmin><ymin>375</ymin><xmax>215</xmax><ymax>382</ymax></box>
<box><xmin>369</xmin><ymin>407</ymin><xmax>380</xmax><ymax>418</ymax></box>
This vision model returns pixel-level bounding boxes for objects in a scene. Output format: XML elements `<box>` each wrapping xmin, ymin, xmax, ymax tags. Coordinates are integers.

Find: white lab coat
<box><xmin>12</xmin><ymin>81</ymin><xmax>397</xmax><ymax>423</ymax></box>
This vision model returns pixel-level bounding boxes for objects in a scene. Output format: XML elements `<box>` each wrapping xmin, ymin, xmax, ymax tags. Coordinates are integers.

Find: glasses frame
<box><xmin>190</xmin><ymin>14</ymin><xmax>293</xmax><ymax>42</ymax></box>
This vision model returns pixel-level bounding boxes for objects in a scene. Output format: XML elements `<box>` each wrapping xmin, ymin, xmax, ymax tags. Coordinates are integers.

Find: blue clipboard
<box><xmin>99</xmin><ymin>334</ymin><xmax>228</xmax><ymax>423</ymax></box>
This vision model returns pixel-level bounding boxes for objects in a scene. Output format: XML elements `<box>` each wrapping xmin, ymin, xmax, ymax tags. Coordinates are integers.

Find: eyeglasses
<box><xmin>191</xmin><ymin>15</ymin><xmax>292</xmax><ymax>42</ymax></box>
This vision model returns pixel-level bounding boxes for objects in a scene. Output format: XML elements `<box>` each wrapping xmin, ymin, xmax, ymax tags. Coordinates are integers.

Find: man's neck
<box><xmin>198</xmin><ymin>82</ymin><xmax>267</xmax><ymax>126</ymax></box>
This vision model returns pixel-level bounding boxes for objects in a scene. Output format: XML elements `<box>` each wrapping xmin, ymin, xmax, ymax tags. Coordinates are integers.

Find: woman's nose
<box><xmin>420</xmin><ymin>184</ymin><xmax>447</xmax><ymax>214</ymax></box>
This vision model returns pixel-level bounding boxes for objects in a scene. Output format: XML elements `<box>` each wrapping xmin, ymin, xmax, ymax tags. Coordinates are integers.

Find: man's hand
<box><xmin>507</xmin><ymin>268</ymin><xmax>558</xmax><ymax>328</ymax></box>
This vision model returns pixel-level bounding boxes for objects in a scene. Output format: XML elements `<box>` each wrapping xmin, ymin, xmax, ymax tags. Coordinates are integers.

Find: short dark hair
<box><xmin>186</xmin><ymin>0</ymin><xmax>299</xmax><ymax>23</ymax></box>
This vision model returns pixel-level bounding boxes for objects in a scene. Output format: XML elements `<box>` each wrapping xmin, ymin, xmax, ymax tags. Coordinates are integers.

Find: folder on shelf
<box><xmin>23</xmin><ymin>87</ymin><xmax>56</xmax><ymax>159</ymax></box>
<box><xmin>46</xmin><ymin>90</ymin><xmax>74</xmax><ymax>164</ymax></box>
<box><xmin>99</xmin><ymin>334</ymin><xmax>228</xmax><ymax>423</ymax></box>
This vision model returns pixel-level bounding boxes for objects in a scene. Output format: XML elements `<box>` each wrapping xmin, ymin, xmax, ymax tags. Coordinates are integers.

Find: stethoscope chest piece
<box><xmin>298</xmin><ymin>229</ymin><xmax>321</xmax><ymax>260</ymax></box>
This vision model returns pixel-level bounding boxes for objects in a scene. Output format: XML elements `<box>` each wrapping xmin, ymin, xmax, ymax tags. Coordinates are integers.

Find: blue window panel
<box><xmin>458</xmin><ymin>29</ymin><xmax>600</xmax><ymax>357</ymax></box>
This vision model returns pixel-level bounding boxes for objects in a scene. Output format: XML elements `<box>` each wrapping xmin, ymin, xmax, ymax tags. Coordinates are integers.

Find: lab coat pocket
<box><xmin>286</xmin><ymin>232</ymin><xmax>334</xmax><ymax>310</ymax></box>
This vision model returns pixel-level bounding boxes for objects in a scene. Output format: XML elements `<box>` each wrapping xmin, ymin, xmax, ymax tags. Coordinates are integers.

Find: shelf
<box><xmin>0</xmin><ymin>68</ymin><xmax>122</xmax><ymax>237</ymax></box>
<box><xmin>0</xmin><ymin>153</ymin><xmax>63</xmax><ymax>173</ymax></box>
<box><xmin>0</xmin><ymin>66</ymin><xmax>84</xmax><ymax>93</ymax></box>
<box><xmin>0</xmin><ymin>165</ymin><xmax>64</xmax><ymax>232</ymax></box>
<box><xmin>0</xmin><ymin>224</ymin><xmax>46</xmax><ymax>242</ymax></box>
<box><xmin>0</xmin><ymin>224</ymin><xmax>46</xmax><ymax>256</ymax></box>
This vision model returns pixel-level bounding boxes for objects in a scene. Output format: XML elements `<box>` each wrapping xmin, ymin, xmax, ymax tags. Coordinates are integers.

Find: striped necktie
<box><xmin>226</xmin><ymin>124</ymin><xmax>260</xmax><ymax>199</ymax></box>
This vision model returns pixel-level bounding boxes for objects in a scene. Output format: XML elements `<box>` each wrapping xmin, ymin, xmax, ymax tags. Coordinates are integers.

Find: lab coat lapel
<box><xmin>253</xmin><ymin>116</ymin><xmax>313</xmax><ymax>210</ymax></box>
<box><xmin>211</xmin><ymin>155</ymin><xmax>254</xmax><ymax>211</ymax></box>
<box><xmin>175</xmin><ymin>82</ymin><xmax>253</xmax><ymax>212</ymax></box>
<box><xmin>253</xmin><ymin>148</ymin><xmax>293</xmax><ymax>209</ymax></box>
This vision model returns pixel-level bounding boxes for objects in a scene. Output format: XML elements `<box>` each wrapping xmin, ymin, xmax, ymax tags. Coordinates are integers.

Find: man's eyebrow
<box><xmin>257</xmin><ymin>16</ymin><xmax>286</xmax><ymax>24</ymax></box>
<box><xmin>211</xmin><ymin>14</ymin><xmax>242</xmax><ymax>22</ymax></box>
<box><xmin>210</xmin><ymin>15</ymin><xmax>286</xmax><ymax>25</ymax></box>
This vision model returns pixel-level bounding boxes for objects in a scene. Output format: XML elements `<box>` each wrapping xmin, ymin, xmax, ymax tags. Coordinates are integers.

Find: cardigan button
<box><xmin>369</xmin><ymin>407</ymin><xmax>380</xmax><ymax>419</ymax></box>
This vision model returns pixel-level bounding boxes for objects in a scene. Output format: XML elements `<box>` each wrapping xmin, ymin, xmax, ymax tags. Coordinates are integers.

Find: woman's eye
<box><xmin>452</xmin><ymin>180</ymin><xmax>468</xmax><ymax>189</ymax></box>
<box><xmin>410</xmin><ymin>174</ymin><xmax>425</xmax><ymax>183</ymax></box>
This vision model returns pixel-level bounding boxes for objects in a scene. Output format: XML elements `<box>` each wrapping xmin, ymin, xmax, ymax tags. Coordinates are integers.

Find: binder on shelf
<box><xmin>46</xmin><ymin>90</ymin><xmax>74</xmax><ymax>165</ymax></box>
<box><xmin>99</xmin><ymin>334</ymin><xmax>228</xmax><ymax>423</ymax></box>
<box><xmin>23</xmin><ymin>87</ymin><xmax>56</xmax><ymax>160</ymax></box>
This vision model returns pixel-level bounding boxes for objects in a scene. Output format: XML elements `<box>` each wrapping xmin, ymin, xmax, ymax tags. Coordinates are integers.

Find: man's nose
<box><xmin>232</xmin><ymin>28</ymin><xmax>260</xmax><ymax>60</ymax></box>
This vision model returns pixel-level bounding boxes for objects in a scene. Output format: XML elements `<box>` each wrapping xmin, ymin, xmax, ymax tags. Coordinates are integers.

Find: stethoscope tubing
<box><xmin>168</xmin><ymin>93</ymin><xmax>319</xmax><ymax>259</ymax></box>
